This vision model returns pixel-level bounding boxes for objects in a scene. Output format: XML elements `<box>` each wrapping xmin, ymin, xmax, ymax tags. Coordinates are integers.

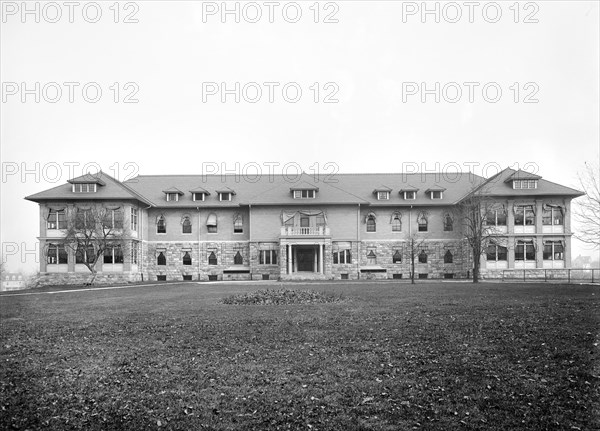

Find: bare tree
<box><xmin>457</xmin><ymin>186</ymin><xmax>503</xmax><ymax>283</ymax></box>
<box><xmin>61</xmin><ymin>204</ymin><xmax>130</xmax><ymax>285</ymax></box>
<box><xmin>574</xmin><ymin>162</ymin><xmax>600</xmax><ymax>247</ymax></box>
<box><xmin>407</xmin><ymin>234</ymin><xmax>426</xmax><ymax>284</ymax></box>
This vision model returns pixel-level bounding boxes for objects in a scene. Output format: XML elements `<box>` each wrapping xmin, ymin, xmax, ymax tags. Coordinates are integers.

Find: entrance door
<box><xmin>297</xmin><ymin>247</ymin><xmax>315</xmax><ymax>272</ymax></box>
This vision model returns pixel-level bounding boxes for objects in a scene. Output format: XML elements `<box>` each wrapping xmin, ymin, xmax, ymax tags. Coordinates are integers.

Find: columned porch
<box><xmin>280</xmin><ymin>241</ymin><xmax>330</xmax><ymax>280</ymax></box>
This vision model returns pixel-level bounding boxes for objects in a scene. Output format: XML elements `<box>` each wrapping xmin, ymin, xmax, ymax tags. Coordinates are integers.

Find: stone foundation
<box><xmin>31</xmin><ymin>272</ymin><xmax>142</xmax><ymax>287</ymax></box>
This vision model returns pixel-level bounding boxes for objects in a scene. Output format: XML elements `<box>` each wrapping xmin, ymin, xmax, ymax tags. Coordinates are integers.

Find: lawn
<box><xmin>1</xmin><ymin>282</ymin><xmax>599</xmax><ymax>430</ymax></box>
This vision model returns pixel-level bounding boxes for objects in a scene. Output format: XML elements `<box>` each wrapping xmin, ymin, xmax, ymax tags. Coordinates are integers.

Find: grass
<box><xmin>1</xmin><ymin>282</ymin><xmax>598</xmax><ymax>430</ymax></box>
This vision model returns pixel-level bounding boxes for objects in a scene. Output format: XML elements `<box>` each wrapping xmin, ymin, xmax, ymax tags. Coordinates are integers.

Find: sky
<box><xmin>1</xmin><ymin>0</ymin><xmax>599</xmax><ymax>273</ymax></box>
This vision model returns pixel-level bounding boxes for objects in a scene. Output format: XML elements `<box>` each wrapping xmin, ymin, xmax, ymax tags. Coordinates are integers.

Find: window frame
<box><xmin>208</xmin><ymin>251</ymin><xmax>218</xmax><ymax>265</ymax></box>
<box><xmin>366</xmin><ymin>215</ymin><xmax>376</xmax><ymax>232</ymax></box>
<box><xmin>182</xmin><ymin>251</ymin><xmax>192</xmax><ymax>266</ymax></box>
<box><xmin>392</xmin><ymin>249</ymin><xmax>402</xmax><ymax>264</ymax></box>
<box><xmin>156</xmin><ymin>215</ymin><xmax>167</xmax><ymax>234</ymax></box>
<box><xmin>47</xmin><ymin>244</ymin><xmax>68</xmax><ymax>264</ymax></box>
<box><xmin>543</xmin><ymin>241</ymin><xmax>564</xmax><ymax>261</ymax></box>
<box><xmin>192</xmin><ymin>192</ymin><xmax>206</xmax><ymax>202</ymax></box>
<box><xmin>72</xmin><ymin>183</ymin><xmax>97</xmax><ymax>193</ymax></box>
<box><xmin>418</xmin><ymin>250</ymin><xmax>427</xmax><ymax>264</ymax></box>
<box><xmin>219</xmin><ymin>192</ymin><xmax>232</xmax><ymax>201</ymax></box>
<box><xmin>333</xmin><ymin>249</ymin><xmax>351</xmax><ymax>264</ymax></box>
<box><xmin>391</xmin><ymin>214</ymin><xmax>402</xmax><ymax>232</ymax></box>
<box><xmin>293</xmin><ymin>189</ymin><xmax>316</xmax><ymax>199</ymax></box>
<box><xmin>515</xmin><ymin>240</ymin><xmax>535</xmax><ymax>262</ymax></box>
<box><xmin>157</xmin><ymin>251</ymin><xmax>166</xmax><ymax>266</ymax></box>
<box><xmin>259</xmin><ymin>249</ymin><xmax>278</xmax><ymax>265</ymax></box>
<box><xmin>514</xmin><ymin>205</ymin><xmax>535</xmax><ymax>226</ymax></box>
<box><xmin>403</xmin><ymin>191</ymin><xmax>416</xmax><ymax>200</ymax></box>
<box><xmin>430</xmin><ymin>190</ymin><xmax>443</xmax><ymax>200</ymax></box>
<box><xmin>47</xmin><ymin>209</ymin><xmax>67</xmax><ymax>230</ymax></box>
<box><xmin>130</xmin><ymin>207</ymin><xmax>138</xmax><ymax>231</ymax></box>
<box><xmin>182</xmin><ymin>216</ymin><xmax>192</xmax><ymax>234</ymax></box>
<box><xmin>377</xmin><ymin>191</ymin><xmax>390</xmax><ymax>200</ymax></box>
<box><xmin>486</xmin><ymin>243</ymin><xmax>508</xmax><ymax>262</ymax></box>
<box><xmin>542</xmin><ymin>207</ymin><xmax>564</xmax><ymax>226</ymax></box>
<box><xmin>444</xmin><ymin>250</ymin><xmax>453</xmax><ymax>264</ymax></box>
<box><xmin>166</xmin><ymin>193</ymin><xmax>179</xmax><ymax>202</ymax></box>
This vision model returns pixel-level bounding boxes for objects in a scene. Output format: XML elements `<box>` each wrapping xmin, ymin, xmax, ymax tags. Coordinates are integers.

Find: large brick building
<box><xmin>25</xmin><ymin>168</ymin><xmax>583</xmax><ymax>284</ymax></box>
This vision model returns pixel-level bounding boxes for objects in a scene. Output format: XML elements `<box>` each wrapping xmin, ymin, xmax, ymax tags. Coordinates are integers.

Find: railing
<box><xmin>501</xmin><ymin>268</ymin><xmax>599</xmax><ymax>283</ymax></box>
<box><xmin>280</xmin><ymin>226</ymin><xmax>330</xmax><ymax>236</ymax></box>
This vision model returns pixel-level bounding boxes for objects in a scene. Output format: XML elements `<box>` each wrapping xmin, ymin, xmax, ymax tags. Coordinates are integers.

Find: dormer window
<box><xmin>72</xmin><ymin>183</ymin><xmax>96</xmax><ymax>193</ymax></box>
<box><xmin>404</xmin><ymin>191</ymin><xmax>416</xmax><ymax>200</ymax></box>
<box><xmin>193</xmin><ymin>192</ymin><xmax>206</xmax><ymax>202</ymax></box>
<box><xmin>430</xmin><ymin>191</ymin><xmax>443</xmax><ymax>199</ymax></box>
<box><xmin>513</xmin><ymin>180</ymin><xmax>538</xmax><ymax>189</ymax></box>
<box><xmin>425</xmin><ymin>187</ymin><xmax>446</xmax><ymax>200</ymax></box>
<box><xmin>293</xmin><ymin>190</ymin><xmax>315</xmax><ymax>199</ymax></box>
<box><xmin>377</xmin><ymin>191</ymin><xmax>390</xmax><ymax>200</ymax></box>
<box><xmin>219</xmin><ymin>192</ymin><xmax>232</xmax><ymax>201</ymax></box>
<box><xmin>163</xmin><ymin>188</ymin><xmax>183</xmax><ymax>202</ymax></box>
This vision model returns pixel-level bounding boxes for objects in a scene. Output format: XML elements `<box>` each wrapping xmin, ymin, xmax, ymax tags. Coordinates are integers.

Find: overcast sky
<box><xmin>1</xmin><ymin>1</ymin><xmax>599</xmax><ymax>272</ymax></box>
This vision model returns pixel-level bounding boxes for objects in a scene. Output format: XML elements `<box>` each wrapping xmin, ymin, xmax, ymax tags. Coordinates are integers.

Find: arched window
<box><xmin>157</xmin><ymin>251</ymin><xmax>166</xmax><ymax>266</ymax></box>
<box><xmin>391</xmin><ymin>213</ymin><xmax>402</xmax><ymax>232</ymax></box>
<box><xmin>234</xmin><ymin>251</ymin><xmax>243</xmax><ymax>265</ymax></box>
<box><xmin>418</xmin><ymin>213</ymin><xmax>428</xmax><ymax>232</ymax></box>
<box><xmin>157</xmin><ymin>215</ymin><xmax>166</xmax><ymax>234</ymax></box>
<box><xmin>182</xmin><ymin>216</ymin><xmax>192</xmax><ymax>234</ymax></box>
<box><xmin>418</xmin><ymin>250</ymin><xmax>427</xmax><ymax>263</ymax></box>
<box><xmin>444</xmin><ymin>250</ymin><xmax>453</xmax><ymax>263</ymax></box>
<box><xmin>208</xmin><ymin>251</ymin><xmax>218</xmax><ymax>265</ymax></box>
<box><xmin>233</xmin><ymin>214</ymin><xmax>243</xmax><ymax>233</ymax></box>
<box><xmin>393</xmin><ymin>250</ymin><xmax>402</xmax><ymax>263</ymax></box>
<box><xmin>366</xmin><ymin>214</ymin><xmax>376</xmax><ymax>232</ymax></box>
<box><xmin>443</xmin><ymin>214</ymin><xmax>453</xmax><ymax>231</ymax></box>
<box><xmin>182</xmin><ymin>251</ymin><xmax>192</xmax><ymax>266</ymax></box>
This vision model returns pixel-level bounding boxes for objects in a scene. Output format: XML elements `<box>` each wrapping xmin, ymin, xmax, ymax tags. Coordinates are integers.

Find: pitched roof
<box><xmin>480</xmin><ymin>168</ymin><xmax>584</xmax><ymax>197</ymax></box>
<box><xmin>24</xmin><ymin>169</ymin><xmax>582</xmax><ymax>207</ymax></box>
<box><xmin>25</xmin><ymin>171</ymin><xmax>152</xmax><ymax>204</ymax></box>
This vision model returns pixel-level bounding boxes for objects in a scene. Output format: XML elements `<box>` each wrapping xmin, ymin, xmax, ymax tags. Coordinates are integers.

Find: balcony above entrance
<box><xmin>280</xmin><ymin>226</ymin><xmax>331</xmax><ymax>236</ymax></box>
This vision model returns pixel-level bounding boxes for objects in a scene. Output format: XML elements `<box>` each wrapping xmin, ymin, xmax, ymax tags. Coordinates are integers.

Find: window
<box><xmin>157</xmin><ymin>251</ymin><xmax>166</xmax><ymax>266</ymax></box>
<box><xmin>182</xmin><ymin>251</ymin><xmax>192</xmax><ymax>266</ymax></box>
<box><xmin>366</xmin><ymin>214</ymin><xmax>376</xmax><ymax>232</ymax></box>
<box><xmin>333</xmin><ymin>243</ymin><xmax>352</xmax><ymax>265</ymax></box>
<box><xmin>403</xmin><ymin>191</ymin><xmax>416</xmax><ymax>200</ymax></box>
<box><xmin>103</xmin><ymin>245</ymin><xmax>123</xmax><ymax>264</ymax></box>
<box><xmin>542</xmin><ymin>206</ymin><xmax>564</xmax><ymax>226</ymax></box>
<box><xmin>234</xmin><ymin>251</ymin><xmax>243</xmax><ymax>265</ymax></box>
<box><xmin>208</xmin><ymin>251</ymin><xmax>218</xmax><ymax>265</ymax></box>
<box><xmin>443</xmin><ymin>214</ymin><xmax>453</xmax><ymax>231</ymax></box>
<box><xmin>103</xmin><ymin>209</ymin><xmax>123</xmax><ymax>229</ymax></box>
<box><xmin>300</xmin><ymin>216</ymin><xmax>310</xmax><ymax>228</ymax></box>
<box><xmin>72</xmin><ymin>183</ymin><xmax>96</xmax><ymax>193</ymax></box>
<box><xmin>543</xmin><ymin>241</ymin><xmax>564</xmax><ymax>261</ymax></box>
<box><xmin>219</xmin><ymin>192</ymin><xmax>232</xmax><ymax>201</ymax></box>
<box><xmin>293</xmin><ymin>189</ymin><xmax>315</xmax><ymax>199</ymax></box>
<box><xmin>418</xmin><ymin>250</ymin><xmax>427</xmax><ymax>264</ymax></box>
<box><xmin>157</xmin><ymin>215</ymin><xmax>166</xmax><ymax>234</ymax></box>
<box><xmin>233</xmin><ymin>214</ymin><xmax>243</xmax><ymax>233</ymax></box>
<box><xmin>486</xmin><ymin>209</ymin><xmax>507</xmax><ymax>226</ymax></box>
<box><xmin>47</xmin><ymin>209</ymin><xmax>67</xmax><ymax>230</ymax></box>
<box><xmin>514</xmin><ymin>206</ymin><xmax>535</xmax><ymax>226</ymax></box>
<box><xmin>377</xmin><ymin>191</ymin><xmax>390</xmax><ymax>200</ymax></box>
<box><xmin>193</xmin><ymin>193</ymin><xmax>206</xmax><ymax>202</ymax></box>
<box><xmin>513</xmin><ymin>180</ymin><xmax>538</xmax><ymax>189</ymax></box>
<box><xmin>515</xmin><ymin>240</ymin><xmax>535</xmax><ymax>261</ymax></box>
<box><xmin>182</xmin><ymin>216</ymin><xmax>192</xmax><ymax>234</ymax></box>
<box><xmin>47</xmin><ymin>244</ymin><xmax>68</xmax><ymax>264</ymax></box>
<box><xmin>486</xmin><ymin>243</ymin><xmax>508</xmax><ymax>261</ymax></box>
<box><xmin>418</xmin><ymin>213</ymin><xmax>428</xmax><ymax>232</ymax></box>
<box><xmin>444</xmin><ymin>250</ymin><xmax>453</xmax><ymax>264</ymax></box>
<box><xmin>392</xmin><ymin>250</ymin><xmax>402</xmax><ymax>264</ymax></box>
<box><xmin>259</xmin><ymin>250</ymin><xmax>277</xmax><ymax>265</ymax></box>
<box><xmin>131</xmin><ymin>208</ymin><xmax>138</xmax><ymax>231</ymax></box>
<box><xmin>75</xmin><ymin>209</ymin><xmax>92</xmax><ymax>230</ymax></box>
<box><xmin>206</xmin><ymin>213</ymin><xmax>217</xmax><ymax>233</ymax></box>
<box><xmin>367</xmin><ymin>250</ymin><xmax>377</xmax><ymax>265</ymax></box>
<box><xmin>75</xmin><ymin>245</ymin><xmax>95</xmax><ymax>264</ymax></box>
<box><xmin>430</xmin><ymin>191</ymin><xmax>443</xmax><ymax>199</ymax></box>
<box><xmin>391</xmin><ymin>213</ymin><xmax>402</xmax><ymax>232</ymax></box>
<box><xmin>166</xmin><ymin>193</ymin><xmax>179</xmax><ymax>202</ymax></box>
